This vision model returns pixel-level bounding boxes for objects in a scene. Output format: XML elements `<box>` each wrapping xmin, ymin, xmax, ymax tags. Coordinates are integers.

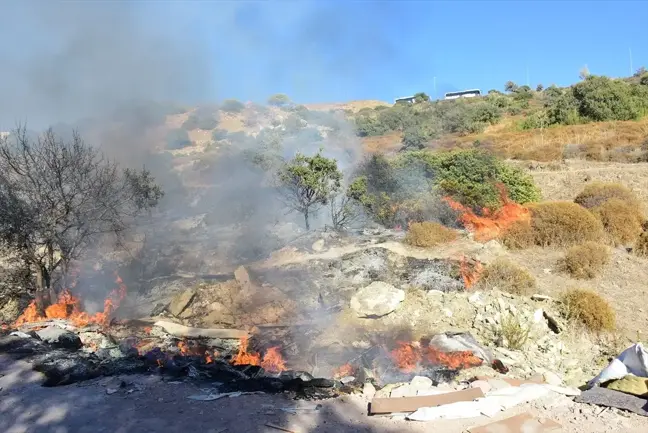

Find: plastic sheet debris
<box><xmin>589</xmin><ymin>343</ymin><xmax>648</xmax><ymax>387</ymax></box>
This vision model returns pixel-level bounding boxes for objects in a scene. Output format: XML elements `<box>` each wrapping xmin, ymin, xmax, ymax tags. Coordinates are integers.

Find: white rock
<box><xmin>409</xmin><ymin>376</ymin><xmax>433</xmax><ymax>391</ymax></box>
<box><xmin>443</xmin><ymin>308</ymin><xmax>453</xmax><ymax>318</ymax></box>
<box><xmin>468</xmin><ymin>292</ymin><xmax>483</xmax><ymax>304</ymax></box>
<box><xmin>543</xmin><ymin>371</ymin><xmax>564</xmax><ymax>387</ymax></box>
<box><xmin>362</xmin><ymin>382</ymin><xmax>376</xmax><ymax>400</ymax></box>
<box><xmin>470</xmin><ymin>380</ymin><xmax>492</xmax><ymax>394</ymax></box>
<box><xmin>531</xmin><ymin>294</ymin><xmax>553</xmax><ymax>302</ymax></box>
<box><xmin>311</xmin><ymin>239</ymin><xmax>325</xmax><ymax>252</ymax></box>
<box><xmin>350</xmin><ymin>282</ymin><xmax>405</xmax><ymax>318</ymax></box>
<box><xmin>533</xmin><ymin>309</ymin><xmax>544</xmax><ymax>323</ymax></box>
<box><xmin>390</xmin><ymin>384</ymin><xmax>416</xmax><ymax>398</ymax></box>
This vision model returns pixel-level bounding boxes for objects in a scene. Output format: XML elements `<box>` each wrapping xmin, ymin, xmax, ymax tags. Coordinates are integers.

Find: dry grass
<box><xmin>561</xmin><ymin>242</ymin><xmax>610</xmax><ymax>279</ymax></box>
<box><xmin>404</xmin><ymin>222</ymin><xmax>457</xmax><ymax>247</ymax></box>
<box><xmin>502</xmin><ymin>201</ymin><xmax>604</xmax><ymax>248</ymax></box>
<box><xmin>479</xmin><ymin>258</ymin><xmax>536</xmax><ymax>295</ymax></box>
<box><xmin>432</xmin><ymin>117</ymin><xmax>648</xmax><ymax>162</ymax></box>
<box><xmin>560</xmin><ymin>288</ymin><xmax>616</xmax><ymax>332</ymax></box>
<box><xmin>592</xmin><ymin>199</ymin><xmax>644</xmax><ymax>246</ymax></box>
<box><xmin>362</xmin><ymin>132</ymin><xmax>403</xmax><ymax>154</ymax></box>
<box><xmin>574</xmin><ymin>182</ymin><xmax>642</xmax><ymax>210</ymax></box>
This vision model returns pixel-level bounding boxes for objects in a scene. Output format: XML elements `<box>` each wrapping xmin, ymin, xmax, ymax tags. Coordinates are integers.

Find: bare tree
<box><xmin>0</xmin><ymin>126</ymin><xmax>163</xmax><ymax>306</ymax></box>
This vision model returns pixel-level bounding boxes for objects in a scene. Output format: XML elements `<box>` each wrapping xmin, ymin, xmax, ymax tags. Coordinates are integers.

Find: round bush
<box><xmin>592</xmin><ymin>198</ymin><xmax>644</xmax><ymax>246</ymax></box>
<box><xmin>404</xmin><ymin>221</ymin><xmax>457</xmax><ymax>247</ymax></box>
<box><xmin>528</xmin><ymin>201</ymin><xmax>604</xmax><ymax>247</ymax></box>
<box><xmin>479</xmin><ymin>258</ymin><xmax>536</xmax><ymax>295</ymax></box>
<box><xmin>560</xmin><ymin>288</ymin><xmax>616</xmax><ymax>332</ymax></box>
<box><xmin>634</xmin><ymin>231</ymin><xmax>648</xmax><ymax>257</ymax></box>
<box><xmin>561</xmin><ymin>242</ymin><xmax>610</xmax><ymax>279</ymax></box>
<box><xmin>574</xmin><ymin>182</ymin><xmax>641</xmax><ymax>210</ymax></box>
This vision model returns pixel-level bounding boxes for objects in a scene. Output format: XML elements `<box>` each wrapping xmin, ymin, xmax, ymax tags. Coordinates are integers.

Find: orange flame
<box><xmin>231</xmin><ymin>336</ymin><xmax>286</xmax><ymax>373</ymax></box>
<box><xmin>333</xmin><ymin>363</ymin><xmax>356</xmax><ymax>379</ymax></box>
<box><xmin>444</xmin><ymin>184</ymin><xmax>530</xmax><ymax>242</ymax></box>
<box><xmin>14</xmin><ymin>272</ymin><xmax>127</xmax><ymax>328</ymax></box>
<box><xmin>390</xmin><ymin>341</ymin><xmax>483</xmax><ymax>372</ymax></box>
<box><xmin>460</xmin><ymin>256</ymin><xmax>484</xmax><ymax>289</ymax></box>
<box><xmin>390</xmin><ymin>341</ymin><xmax>423</xmax><ymax>372</ymax></box>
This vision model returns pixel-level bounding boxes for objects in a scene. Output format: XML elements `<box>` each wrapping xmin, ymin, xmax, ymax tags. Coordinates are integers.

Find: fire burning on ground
<box><xmin>460</xmin><ymin>255</ymin><xmax>484</xmax><ymax>289</ymax></box>
<box><xmin>390</xmin><ymin>341</ymin><xmax>483</xmax><ymax>372</ymax></box>
<box><xmin>444</xmin><ymin>184</ymin><xmax>530</xmax><ymax>242</ymax></box>
<box><xmin>231</xmin><ymin>336</ymin><xmax>286</xmax><ymax>373</ymax></box>
<box><xmin>14</xmin><ymin>272</ymin><xmax>128</xmax><ymax>328</ymax></box>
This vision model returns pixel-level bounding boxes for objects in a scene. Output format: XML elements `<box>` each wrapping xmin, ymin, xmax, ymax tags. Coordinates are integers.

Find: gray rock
<box><xmin>350</xmin><ymin>282</ymin><xmax>405</xmax><ymax>318</ymax></box>
<box><xmin>35</xmin><ymin>326</ymin><xmax>82</xmax><ymax>350</ymax></box>
<box><xmin>168</xmin><ymin>288</ymin><xmax>196</xmax><ymax>317</ymax></box>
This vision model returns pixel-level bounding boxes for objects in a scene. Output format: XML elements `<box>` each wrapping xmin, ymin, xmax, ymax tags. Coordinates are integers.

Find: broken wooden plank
<box><xmin>369</xmin><ymin>387</ymin><xmax>484</xmax><ymax>414</ymax></box>
<box><xmin>153</xmin><ymin>321</ymin><xmax>248</xmax><ymax>339</ymax></box>
<box><xmin>468</xmin><ymin>412</ymin><xmax>562</xmax><ymax>433</ymax></box>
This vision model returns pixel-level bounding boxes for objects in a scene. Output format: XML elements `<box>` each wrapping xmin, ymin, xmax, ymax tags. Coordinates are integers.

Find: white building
<box><xmin>444</xmin><ymin>89</ymin><xmax>482</xmax><ymax>100</ymax></box>
<box><xmin>394</xmin><ymin>95</ymin><xmax>416</xmax><ymax>104</ymax></box>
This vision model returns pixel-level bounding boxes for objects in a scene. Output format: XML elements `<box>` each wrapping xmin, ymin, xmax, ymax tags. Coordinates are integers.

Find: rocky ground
<box><xmin>1</xmin><ymin>354</ymin><xmax>646</xmax><ymax>433</ymax></box>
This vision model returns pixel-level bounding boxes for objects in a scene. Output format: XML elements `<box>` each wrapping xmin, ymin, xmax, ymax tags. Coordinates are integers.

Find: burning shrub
<box><xmin>479</xmin><ymin>258</ymin><xmax>536</xmax><ymax>295</ymax></box>
<box><xmin>591</xmin><ymin>198</ymin><xmax>644</xmax><ymax>246</ymax></box>
<box><xmin>574</xmin><ymin>182</ymin><xmax>642</xmax><ymax>210</ymax></box>
<box><xmin>560</xmin><ymin>288</ymin><xmax>616</xmax><ymax>332</ymax></box>
<box><xmin>561</xmin><ymin>242</ymin><xmax>610</xmax><ymax>279</ymax></box>
<box><xmin>404</xmin><ymin>222</ymin><xmax>457</xmax><ymax>247</ymax></box>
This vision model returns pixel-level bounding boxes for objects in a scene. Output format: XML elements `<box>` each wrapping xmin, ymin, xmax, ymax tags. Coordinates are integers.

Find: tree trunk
<box><xmin>46</xmin><ymin>244</ymin><xmax>57</xmax><ymax>305</ymax></box>
<box><xmin>304</xmin><ymin>211</ymin><xmax>310</xmax><ymax>230</ymax></box>
<box><xmin>35</xmin><ymin>265</ymin><xmax>47</xmax><ymax>312</ymax></box>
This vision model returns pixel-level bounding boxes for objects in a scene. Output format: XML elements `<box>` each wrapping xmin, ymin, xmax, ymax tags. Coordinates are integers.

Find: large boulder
<box><xmin>350</xmin><ymin>282</ymin><xmax>405</xmax><ymax>318</ymax></box>
<box><xmin>168</xmin><ymin>288</ymin><xmax>196</xmax><ymax>317</ymax></box>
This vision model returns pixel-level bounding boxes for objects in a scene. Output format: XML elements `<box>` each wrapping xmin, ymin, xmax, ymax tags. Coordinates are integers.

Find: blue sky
<box><xmin>196</xmin><ymin>0</ymin><xmax>648</xmax><ymax>103</ymax></box>
<box><xmin>1</xmin><ymin>0</ymin><xmax>647</xmax><ymax>125</ymax></box>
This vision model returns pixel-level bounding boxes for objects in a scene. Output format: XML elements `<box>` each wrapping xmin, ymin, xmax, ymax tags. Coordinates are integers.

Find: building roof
<box><xmin>444</xmin><ymin>89</ymin><xmax>481</xmax><ymax>95</ymax></box>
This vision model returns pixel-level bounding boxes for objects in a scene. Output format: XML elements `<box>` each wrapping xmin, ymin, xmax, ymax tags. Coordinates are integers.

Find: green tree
<box><xmin>505</xmin><ymin>81</ymin><xmax>519</xmax><ymax>93</ymax></box>
<box><xmin>536</xmin><ymin>84</ymin><xmax>544</xmax><ymax>92</ymax></box>
<box><xmin>414</xmin><ymin>92</ymin><xmax>430</xmax><ymax>103</ymax></box>
<box><xmin>640</xmin><ymin>74</ymin><xmax>648</xmax><ymax>86</ymax></box>
<box><xmin>268</xmin><ymin>93</ymin><xmax>291</xmax><ymax>107</ymax></box>
<box><xmin>277</xmin><ymin>151</ymin><xmax>342</xmax><ymax>230</ymax></box>
<box><xmin>221</xmin><ymin>99</ymin><xmax>246</xmax><ymax>113</ymax></box>
<box><xmin>572</xmin><ymin>75</ymin><xmax>642</xmax><ymax>121</ymax></box>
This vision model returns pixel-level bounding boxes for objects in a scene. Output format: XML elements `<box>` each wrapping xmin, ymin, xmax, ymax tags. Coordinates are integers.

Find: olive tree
<box><xmin>276</xmin><ymin>150</ymin><xmax>342</xmax><ymax>230</ymax></box>
<box><xmin>0</xmin><ymin>127</ymin><xmax>163</xmax><ymax>305</ymax></box>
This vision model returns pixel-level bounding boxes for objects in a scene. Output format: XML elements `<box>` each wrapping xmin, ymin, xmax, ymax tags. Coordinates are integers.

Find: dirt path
<box><xmin>1</xmin><ymin>355</ymin><xmax>645</xmax><ymax>433</ymax></box>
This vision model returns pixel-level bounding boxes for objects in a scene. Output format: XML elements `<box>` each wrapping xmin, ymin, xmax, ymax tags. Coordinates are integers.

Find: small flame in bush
<box><xmin>444</xmin><ymin>184</ymin><xmax>530</xmax><ymax>242</ymax></box>
<box><xmin>14</xmin><ymin>272</ymin><xmax>127</xmax><ymax>328</ymax></box>
<box><xmin>231</xmin><ymin>336</ymin><xmax>286</xmax><ymax>373</ymax></box>
<box><xmin>460</xmin><ymin>256</ymin><xmax>484</xmax><ymax>289</ymax></box>
<box><xmin>333</xmin><ymin>363</ymin><xmax>356</xmax><ymax>379</ymax></box>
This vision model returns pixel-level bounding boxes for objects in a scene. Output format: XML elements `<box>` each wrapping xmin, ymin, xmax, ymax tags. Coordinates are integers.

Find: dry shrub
<box><xmin>634</xmin><ymin>231</ymin><xmax>648</xmax><ymax>257</ymax></box>
<box><xmin>501</xmin><ymin>220</ymin><xmax>536</xmax><ymax>249</ymax></box>
<box><xmin>479</xmin><ymin>258</ymin><xmax>536</xmax><ymax>295</ymax></box>
<box><xmin>560</xmin><ymin>288</ymin><xmax>616</xmax><ymax>332</ymax></box>
<box><xmin>562</xmin><ymin>242</ymin><xmax>610</xmax><ymax>279</ymax></box>
<box><xmin>531</xmin><ymin>202</ymin><xmax>604</xmax><ymax>247</ymax></box>
<box><xmin>496</xmin><ymin>313</ymin><xmax>531</xmax><ymax>350</ymax></box>
<box><xmin>592</xmin><ymin>198</ymin><xmax>644</xmax><ymax>246</ymax></box>
<box><xmin>405</xmin><ymin>221</ymin><xmax>457</xmax><ymax>247</ymax></box>
<box><xmin>574</xmin><ymin>182</ymin><xmax>641</xmax><ymax>210</ymax></box>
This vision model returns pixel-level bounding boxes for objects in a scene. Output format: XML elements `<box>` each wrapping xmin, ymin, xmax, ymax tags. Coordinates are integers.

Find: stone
<box><xmin>531</xmin><ymin>294</ymin><xmax>553</xmax><ymax>302</ymax></box>
<box><xmin>234</xmin><ymin>266</ymin><xmax>252</xmax><ymax>291</ymax></box>
<box><xmin>543</xmin><ymin>371</ymin><xmax>564</xmax><ymax>387</ymax></box>
<box><xmin>442</xmin><ymin>308</ymin><xmax>453</xmax><ymax>318</ymax></box>
<box><xmin>362</xmin><ymin>382</ymin><xmax>376</xmax><ymax>400</ymax></box>
<box><xmin>168</xmin><ymin>288</ymin><xmax>196</xmax><ymax>317</ymax></box>
<box><xmin>311</xmin><ymin>239</ymin><xmax>325</xmax><ymax>252</ymax></box>
<box><xmin>350</xmin><ymin>282</ymin><xmax>405</xmax><ymax>318</ymax></box>
<box><xmin>409</xmin><ymin>376</ymin><xmax>433</xmax><ymax>391</ymax></box>
<box><xmin>390</xmin><ymin>384</ymin><xmax>416</xmax><ymax>398</ymax></box>
<box><xmin>470</xmin><ymin>380</ymin><xmax>492</xmax><ymax>394</ymax></box>
<box><xmin>35</xmin><ymin>326</ymin><xmax>82</xmax><ymax>350</ymax></box>
<box><xmin>533</xmin><ymin>309</ymin><xmax>544</xmax><ymax>323</ymax></box>
<box><xmin>468</xmin><ymin>292</ymin><xmax>483</xmax><ymax>305</ymax></box>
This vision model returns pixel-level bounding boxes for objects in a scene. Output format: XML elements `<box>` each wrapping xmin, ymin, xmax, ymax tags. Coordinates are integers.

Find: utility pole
<box><xmin>433</xmin><ymin>76</ymin><xmax>437</xmax><ymax>100</ymax></box>
<box><xmin>526</xmin><ymin>63</ymin><xmax>530</xmax><ymax>87</ymax></box>
<box><xmin>630</xmin><ymin>48</ymin><xmax>634</xmax><ymax>76</ymax></box>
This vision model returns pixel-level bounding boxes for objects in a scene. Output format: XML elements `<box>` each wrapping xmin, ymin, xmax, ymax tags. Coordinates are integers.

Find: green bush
<box><xmin>221</xmin><ymin>99</ymin><xmax>246</xmax><ymax>113</ymax></box>
<box><xmin>572</xmin><ymin>75</ymin><xmax>643</xmax><ymax>122</ymax></box>
<box><xmin>267</xmin><ymin>93</ymin><xmax>291</xmax><ymax>107</ymax></box>
<box><xmin>182</xmin><ymin>108</ymin><xmax>219</xmax><ymax>130</ymax></box>
<box><xmin>397</xmin><ymin>149</ymin><xmax>541</xmax><ymax>210</ymax></box>
<box><xmin>166</xmin><ymin>129</ymin><xmax>192</xmax><ymax>149</ymax></box>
